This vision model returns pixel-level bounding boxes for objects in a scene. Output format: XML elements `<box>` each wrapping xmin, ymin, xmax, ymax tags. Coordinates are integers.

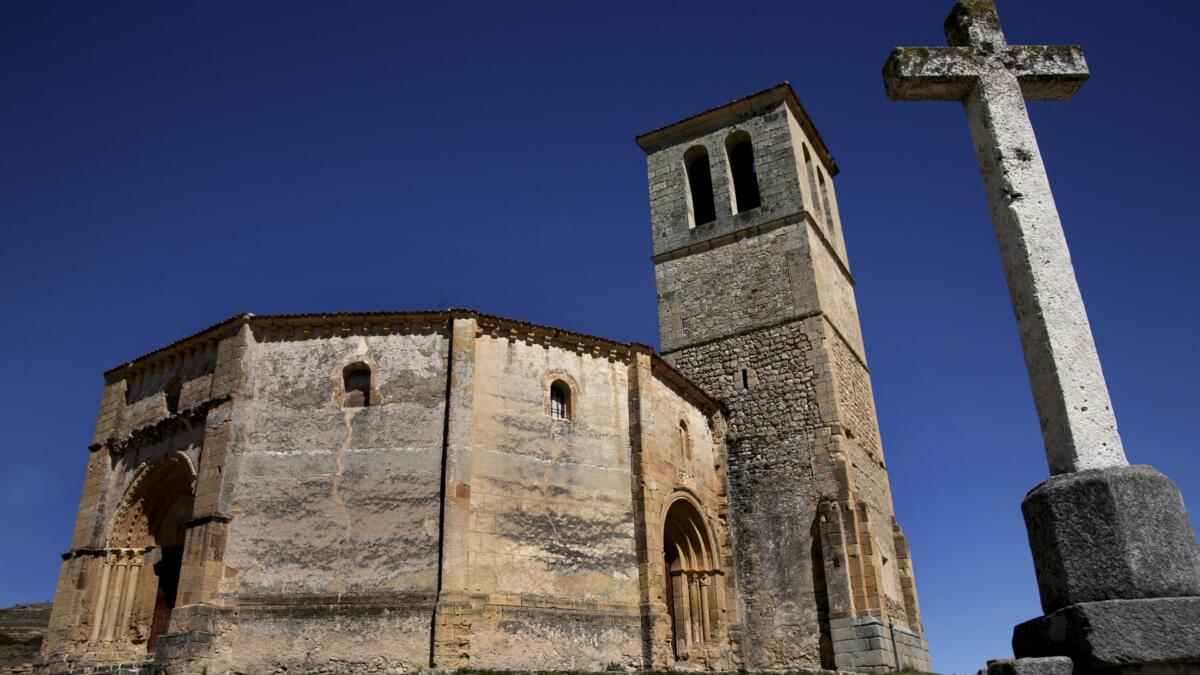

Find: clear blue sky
<box><xmin>1</xmin><ymin>2</ymin><xmax>1196</xmax><ymax>673</ymax></box>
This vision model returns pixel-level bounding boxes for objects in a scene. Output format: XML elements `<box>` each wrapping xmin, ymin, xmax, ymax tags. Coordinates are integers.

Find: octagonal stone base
<box><xmin>1022</xmin><ymin>465</ymin><xmax>1200</xmax><ymax>614</ymax></box>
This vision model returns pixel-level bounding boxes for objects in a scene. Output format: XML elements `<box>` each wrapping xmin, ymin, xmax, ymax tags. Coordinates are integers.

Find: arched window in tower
<box><xmin>725</xmin><ymin>131</ymin><xmax>761</xmax><ymax>213</ymax></box>
<box><xmin>342</xmin><ymin>363</ymin><xmax>373</xmax><ymax>408</ymax></box>
<box><xmin>164</xmin><ymin>376</ymin><xmax>182</xmax><ymax>415</ymax></box>
<box><xmin>818</xmin><ymin>169</ymin><xmax>836</xmax><ymax>234</ymax></box>
<box><xmin>679</xmin><ymin>419</ymin><xmax>692</xmax><ymax>459</ymax></box>
<box><xmin>549</xmin><ymin>380</ymin><xmax>571</xmax><ymax>420</ymax></box>
<box><xmin>684</xmin><ymin>146</ymin><xmax>716</xmax><ymax>227</ymax></box>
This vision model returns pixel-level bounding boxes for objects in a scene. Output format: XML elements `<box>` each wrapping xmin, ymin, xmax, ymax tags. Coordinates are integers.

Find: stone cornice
<box><xmin>104</xmin><ymin>314</ymin><xmax>250</xmax><ymax>381</ymax></box>
<box><xmin>94</xmin><ymin>397</ymin><xmax>227</xmax><ymax>456</ymax></box>
<box><xmin>650</xmin><ymin>210</ymin><xmax>855</xmax><ymax>288</ymax></box>
<box><xmin>99</xmin><ymin>309</ymin><xmax>724</xmax><ymax>420</ymax></box>
<box><xmin>634</xmin><ymin>82</ymin><xmax>839</xmax><ymax>177</ymax></box>
<box><xmin>185</xmin><ymin>513</ymin><xmax>233</xmax><ymax>528</ymax></box>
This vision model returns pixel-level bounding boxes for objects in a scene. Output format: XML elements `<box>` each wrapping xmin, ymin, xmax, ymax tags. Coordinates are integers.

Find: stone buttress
<box><xmin>638</xmin><ymin>83</ymin><xmax>932</xmax><ymax>672</ymax></box>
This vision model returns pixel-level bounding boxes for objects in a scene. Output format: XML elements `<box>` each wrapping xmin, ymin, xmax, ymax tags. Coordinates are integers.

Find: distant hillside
<box><xmin>0</xmin><ymin>603</ymin><xmax>51</xmax><ymax>671</ymax></box>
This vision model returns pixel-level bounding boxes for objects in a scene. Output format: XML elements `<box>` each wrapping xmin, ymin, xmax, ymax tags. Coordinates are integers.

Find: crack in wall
<box><xmin>330</xmin><ymin>338</ymin><xmax>368</xmax><ymax>593</ymax></box>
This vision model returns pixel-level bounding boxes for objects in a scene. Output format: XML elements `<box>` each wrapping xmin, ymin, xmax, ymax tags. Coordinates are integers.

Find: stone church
<box><xmin>41</xmin><ymin>84</ymin><xmax>931</xmax><ymax>674</ymax></box>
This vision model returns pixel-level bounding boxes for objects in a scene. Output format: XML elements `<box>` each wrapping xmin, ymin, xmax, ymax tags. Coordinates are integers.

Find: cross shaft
<box><xmin>882</xmin><ymin>1</ymin><xmax>1126</xmax><ymax>475</ymax></box>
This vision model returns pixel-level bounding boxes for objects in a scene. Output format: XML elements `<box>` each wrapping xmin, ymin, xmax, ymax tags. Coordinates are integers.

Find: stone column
<box><xmin>88</xmin><ymin>552</ymin><xmax>114</xmax><ymax>644</ymax></box>
<box><xmin>688</xmin><ymin>574</ymin><xmax>702</xmax><ymax>647</ymax></box>
<box><xmin>698</xmin><ymin>574</ymin><xmax>712</xmax><ymax>643</ymax></box>
<box><xmin>117</xmin><ymin>549</ymin><xmax>143</xmax><ymax>643</ymax></box>
<box><xmin>102</xmin><ymin>552</ymin><xmax>128</xmax><ymax>642</ymax></box>
<box><xmin>671</xmin><ymin>572</ymin><xmax>689</xmax><ymax>654</ymax></box>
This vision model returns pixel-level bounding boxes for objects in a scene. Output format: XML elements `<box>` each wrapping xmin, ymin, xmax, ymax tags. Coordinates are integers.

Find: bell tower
<box><xmin>637</xmin><ymin>84</ymin><xmax>932</xmax><ymax>672</ymax></box>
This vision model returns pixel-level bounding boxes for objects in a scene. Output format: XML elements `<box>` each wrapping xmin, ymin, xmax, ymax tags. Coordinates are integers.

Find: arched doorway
<box><xmin>662</xmin><ymin>498</ymin><xmax>720</xmax><ymax>661</ymax></box>
<box><xmin>90</xmin><ymin>453</ymin><xmax>195</xmax><ymax>654</ymax></box>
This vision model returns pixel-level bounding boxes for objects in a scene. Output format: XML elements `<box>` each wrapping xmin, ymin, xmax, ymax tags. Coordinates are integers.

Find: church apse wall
<box><xmin>199</xmin><ymin>319</ymin><xmax>451</xmax><ymax>672</ymax></box>
<box><xmin>42</xmin><ymin>311</ymin><xmax>732</xmax><ymax>674</ymax></box>
<box><xmin>440</xmin><ymin>327</ymin><xmax>642</xmax><ymax>670</ymax></box>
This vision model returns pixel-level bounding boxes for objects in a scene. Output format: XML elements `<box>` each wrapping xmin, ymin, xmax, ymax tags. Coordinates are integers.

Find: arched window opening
<box><xmin>342</xmin><ymin>363</ymin><xmax>372</xmax><ymax>408</ymax></box>
<box><xmin>818</xmin><ymin>170</ymin><xmax>836</xmax><ymax>234</ymax></box>
<box><xmin>684</xmin><ymin>146</ymin><xmax>716</xmax><ymax>227</ymax></box>
<box><xmin>549</xmin><ymin>380</ymin><xmax>571</xmax><ymax>420</ymax></box>
<box><xmin>679</xmin><ymin>420</ymin><xmax>692</xmax><ymax>459</ymax></box>
<box><xmin>164</xmin><ymin>377</ymin><xmax>182</xmax><ymax>415</ymax></box>
<box><xmin>663</xmin><ymin>499</ymin><xmax>720</xmax><ymax>661</ymax></box>
<box><xmin>725</xmin><ymin>132</ymin><xmax>761</xmax><ymax>213</ymax></box>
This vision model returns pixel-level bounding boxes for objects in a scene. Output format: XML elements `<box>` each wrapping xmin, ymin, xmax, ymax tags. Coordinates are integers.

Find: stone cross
<box><xmin>882</xmin><ymin>1</ymin><xmax>1127</xmax><ymax>475</ymax></box>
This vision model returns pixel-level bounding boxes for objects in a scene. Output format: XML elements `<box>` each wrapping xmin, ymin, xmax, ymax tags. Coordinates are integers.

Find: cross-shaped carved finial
<box><xmin>884</xmin><ymin>0</ymin><xmax>1088</xmax><ymax>102</ymax></box>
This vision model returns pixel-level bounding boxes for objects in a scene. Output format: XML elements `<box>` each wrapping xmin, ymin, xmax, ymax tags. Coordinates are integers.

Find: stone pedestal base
<box><xmin>1013</xmin><ymin>597</ymin><xmax>1200</xmax><ymax>672</ymax></box>
<box><xmin>1009</xmin><ymin>464</ymin><xmax>1200</xmax><ymax>673</ymax></box>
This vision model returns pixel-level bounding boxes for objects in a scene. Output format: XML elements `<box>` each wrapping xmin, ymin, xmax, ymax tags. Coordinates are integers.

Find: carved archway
<box><xmin>89</xmin><ymin>453</ymin><xmax>195</xmax><ymax>653</ymax></box>
<box><xmin>662</xmin><ymin>497</ymin><xmax>720</xmax><ymax>661</ymax></box>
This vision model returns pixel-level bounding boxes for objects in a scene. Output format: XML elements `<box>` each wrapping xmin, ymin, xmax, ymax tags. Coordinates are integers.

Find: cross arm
<box><xmin>1007</xmin><ymin>44</ymin><xmax>1089</xmax><ymax>100</ymax></box>
<box><xmin>884</xmin><ymin>43</ymin><xmax>1089</xmax><ymax>102</ymax></box>
<box><xmin>883</xmin><ymin>46</ymin><xmax>982</xmax><ymax>101</ymax></box>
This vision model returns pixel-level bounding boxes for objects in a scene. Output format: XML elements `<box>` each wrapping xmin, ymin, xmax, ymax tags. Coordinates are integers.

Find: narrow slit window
<box><xmin>684</xmin><ymin>146</ymin><xmax>716</xmax><ymax>226</ymax></box>
<box><xmin>343</xmin><ymin>363</ymin><xmax>372</xmax><ymax>408</ymax></box>
<box><xmin>550</xmin><ymin>381</ymin><xmax>570</xmax><ymax>420</ymax></box>
<box><xmin>726</xmin><ymin>132</ymin><xmax>761</xmax><ymax>212</ymax></box>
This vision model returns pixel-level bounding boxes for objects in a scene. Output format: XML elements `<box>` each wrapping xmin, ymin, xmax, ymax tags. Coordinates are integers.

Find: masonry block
<box><xmin>1013</xmin><ymin>597</ymin><xmax>1200</xmax><ymax>670</ymax></box>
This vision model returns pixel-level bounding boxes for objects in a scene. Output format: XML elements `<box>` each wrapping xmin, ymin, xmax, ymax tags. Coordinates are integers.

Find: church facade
<box><xmin>41</xmin><ymin>84</ymin><xmax>931</xmax><ymax>674</ymax></box>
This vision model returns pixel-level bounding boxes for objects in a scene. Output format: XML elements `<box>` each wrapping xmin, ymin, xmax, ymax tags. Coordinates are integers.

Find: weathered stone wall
<box><xmin>206</xmin><ymin>326</ymin><xmax>450</xmax><ymax>672</ymax></box>
<box><xmin>629</xmin><ymin>358</ymin><xmax>734</xmax><ymax>669</ymax></box>
<box><xmin>665</xmin><ymin>315</ymin><xmax>832</xmax><ymax>668</ymax></box>
<box><xmin>658</xmin><ymin>225</ymin><xmax>805</xmax><ymax>354</ymax></box>
<box><xmin>446</xmin><ymin>330</ymin><xmax>643</xmax><ymax>670</ymax></box>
